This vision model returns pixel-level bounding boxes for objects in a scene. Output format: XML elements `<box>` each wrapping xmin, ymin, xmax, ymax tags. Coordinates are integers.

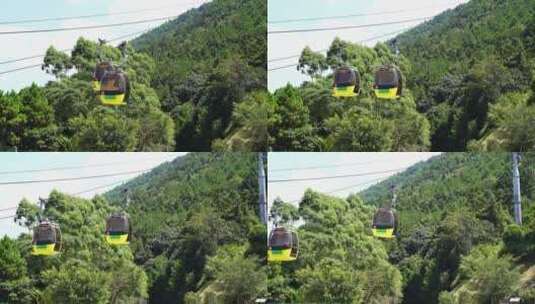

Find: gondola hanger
<box><xmin>372</xmin><ymin>184</ymin><xmax>398</xmax><ymax>239</ymax></box>
<box><xmin>332</xmin><ymin>66</ymin><xmax>361</xmax><ymax>98</ymax></box>
<box><xmin>268</xmin><ymin>226</ymin><xmax>299</xmax><ymax>262</ymax></box>
<box><xmin>92</xmin><ymin>40</ymin><xmax>130</xmax><ymax>106</ymax></box>
<box><xmin>105</xmin><ymin>188</ymin><xmax>131</xmax><ymax>246</ymax></box>
<box><xmin>31</xmin><ymin>198</ymin><xmax>62</xmax><ymax>256</ymax></box>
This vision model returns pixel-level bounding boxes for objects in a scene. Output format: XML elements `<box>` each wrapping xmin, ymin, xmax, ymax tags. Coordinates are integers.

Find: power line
<box><xmin>268</xmin><ymin>28</ymin><xmax>409</xmax><ymax>63</ymax></box>
<box><xmin>285</xmin><ymin>176</ymin><xmax>388</xmax><ymax>204</ymax></box>
<box><xmin>0</xmin><ymin>28</ymin><xmax>151</xmax><ymax>75</ymax></box>
<box><xmin>72</xmin><ymin>178</ymin><xmax>133</xmax><ymax>195</ymax></box>
<box><xmin>0</xmin><ymin>215</ymin><xmax>14</xmax><ymax>221</ymax></box>
<box><xmin>0</xmin><ymin>176</ymin><xmax>138</xmax><ymax>214</ymax></box>
<box><xmin>0</xmin><ymin>28</ymin><xmax>150</xmax><ymax>66</ymax></box>
<box><xmin>0</xmin><ymin>169</ymin><xmax>150</xmax><ymax>186</ymax></box>
<box><xmin>268</xmin><ymin>63</ymin><xmax>298</xmax><ymax>72</ymax></box>
<box><xmin>268</xmin><ymin>29</ymin><xmax>411</xmax><ymax>72</ymax></box>
<box><xmin>269</xmin><ymin>161</ymin><xmax>373</xmax><ymax>172</ymax></box>
<box><xmin>0</xmin><ymin>2</ymin><xmax>197</xmax><ymax>25</ymax></box>
<box><xmin>268</xmin><ymin>167</ymin><xmax>408</xmax><ymax>183</ymax></box>
<box><xmin>0</xmin><ymin>155</ymin><xmax>173</xmax><ymax>175</ymax></box>
<box><xmin>0</xmin><ymin>63</ymin><xmax>42</xmax><ymax>76</ymax></box>
<box><xmin>268</xmin><ymin>1</ymin><xmax>463</xmax><ymax>24</ymax></box>
<box><xmin>0</xmin><ymin>15</ymin><xmax>176</xmax><ymax>36</ymax></box>
<box><xmin>268</xmin><ymin>16</ymin><xmax>430</xmax><ymax>35</ymax></box>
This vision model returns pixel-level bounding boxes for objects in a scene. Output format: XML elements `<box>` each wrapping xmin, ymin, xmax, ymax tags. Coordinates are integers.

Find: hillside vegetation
<box><xmin>269</xmin><ymin>153</ymin><xmax>535</xmax><ymax>303</ymax></box>
<box><xmin>269</xmin><ymin>0</ymin><xmax>535</xmax><ymax>151</ymax></box>
<box><xmin>0</xmin><ymin>153</ymin><xmax>267</xmax><ymax>304</ymax></box>
<box><xmin>362</xmin><ymin>153</ymin><xmax>535</xmax><ymax>303</ymax></box>
<box><xmin>0</xmin><ymin>0</ymin><xmax>267</xmax><ymax>152</ymax></box>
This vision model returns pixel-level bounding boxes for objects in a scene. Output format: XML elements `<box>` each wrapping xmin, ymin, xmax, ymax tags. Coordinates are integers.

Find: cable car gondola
<box><xmin>374</xmin><ymin>65</ymin><xmax>402</xmax><ymax>99</ymax></box>
<box><xmin>332</xmin><ymin>67</ymin><xmax>360</xmax><ymax>97</ymax></box>
<box><xmin>99</xmin><ymin>70</ymin><xmax>129</xmax><ymax>106</ymax></box>
<box><xmin>268</xmin><ymin>227</ymin><xmax>298</xmax><ymax>262</ymax></box>
<box><xmin>32</xmin><ymin>221</ymin><xmax>62</xmax><ymax>256</ymax></box>
<box><xmin>372</xmin><ymin>208</ymin><xmax>396</xmax><ymax>239</ymax></box>
<box><xmin>105</xmin><ymin>213</ymin><xmax>130</xmax><ymax>245</ymax></box>
<box><xmin>92</xmin><ymin>62</ymin><xmax>114</xmax><ymax>92</ymax></box>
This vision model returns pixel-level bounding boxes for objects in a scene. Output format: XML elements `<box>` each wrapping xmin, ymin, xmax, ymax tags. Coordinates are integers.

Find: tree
<box><xmin>455</xmin><ymin>245</ymin><xmax>521</xmax><ymax>304</ymax></box>
<box><xmin>41</xmin><ymin>261</ymin><xmax>111</xmax><ymax>304</ymax></box>
<box><xmin>270</xmin><ymin>85</ymin><xmax>320</xmax><ymax>151</ymax></box>
<box><xmin>0</xmin><ymin>237</ymin><xmax>34</xmax><ymax>304</ymax></box>
<box><xmin>298</xmin><ymin>47</ymin><xmax>328</xmax><ymax>80</ymax></box>
<box><xmin>69</xmin><ymin>107</ymin><xmax>139</xmax><ymax>151</ymax></box>
<box><xmin>204</xmin><ymin>245</ymin><xmax>266</xmax><ymax>304</ymax></box>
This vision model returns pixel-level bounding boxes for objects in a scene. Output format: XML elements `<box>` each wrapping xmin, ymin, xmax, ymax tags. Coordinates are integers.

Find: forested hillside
<box><xmin>268</xmin><ymin>192</ymin><xmax>403</xmax><ymax>303</ymax></box>
<box><xmin>1</xmin><ymin>153</ymin><xmax>267</xmax><ymax>303</ymax></box>
<box><xmin>269</xmin><ymin>153</ymin><xmax>535</xmax><ymax>303</ymax></box>
<box><xmin>0</xmin><ymin>0</ymin><xmax>267</xmax><ymax>152</ymax></box>
<box><xmin>268</xmin><ymin>41</ymin><xmax>431</xmax><ymax>152</ymax></box>
<box><xmin>395</xmin><ymin>0</ymin><xmax>535</xmax><ymax>151</ymax></box>
<box><xmin>361</xmin><ymin>152</ymin><xmax>535</xmax><ymax>303</ymax></box>
<box><xmin>269</xmin><ymin>0</ymin><xmax>535</xmax><ymax>152</ymax></box>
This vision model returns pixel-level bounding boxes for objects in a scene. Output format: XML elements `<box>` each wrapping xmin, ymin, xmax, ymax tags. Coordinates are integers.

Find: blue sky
<box><xmin>268</xmin><ymin>0</ymin><xmax>469</xmax><ymax>91</ymax></box>
<box><xmin>267</xmin><ymin>152</ymin><xmax>441</xmax><ymax>229</ymax></box>
<box><xmin>0</xmin><ymin>152</ymin><xmax>185</xmax><ymax>238</ymax></box>
<box><xmin>0</xmin><ymin>0</ymin><xmax>209</xmax><ymax>92</ymax></box>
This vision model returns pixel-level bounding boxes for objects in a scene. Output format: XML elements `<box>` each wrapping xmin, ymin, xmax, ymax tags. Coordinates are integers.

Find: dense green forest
<box><xmin>269</xmin><ymin>0</ymin><xmax>535</xmax><ymax>151</ymax></box>
<box><xmin>269</xmin><ymin>153</ymin><xmax>535</xmax><ymax>303</ymax></box>
<box><xmin>0</xmin><ymin>0</ymin><xmax>267</xmax><ymax>152</ymax></box>
<box><xmin>0</xmin><ymin>153</ymin><xmax>267</xmax><ymax>303</ymax></box>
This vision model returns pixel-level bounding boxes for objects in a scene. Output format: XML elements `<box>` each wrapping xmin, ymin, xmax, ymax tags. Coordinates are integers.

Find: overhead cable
<box><xmin>268</xmin><ymin>17</ymin><xmax>430</xmax><ymax>35</ymax></box>
<box><xmin>0</xmin><ymin>15</ymin><xmax>176</xmax><ymax>36</ymax></box>
<box><xmin>0</xmin><ymin>169</ymin><xmax>150</xmax><ymax>186</ymax></box>
<box><xmin>268</xmin><ymin>167</ymin><xmax>408</xmax><ymax>183</ymax></box>
<box><xmin>0</xmin><ymin>2</ymin><xmax>198</xmax><ymax>25</ymax></box>
<box><xmin>268</xmin><ymin>28</ymin><xmax>409</xmax><ymax>63</ymax></box>
<box><xmin>268</xmin><ymin>1</ymin><xmax>463</xmax><ymax>24</ymax></box>
<box><xmin>0</xmin><ymin>155</ymin><xmax>173</xmax><ymax>175</ymax></box>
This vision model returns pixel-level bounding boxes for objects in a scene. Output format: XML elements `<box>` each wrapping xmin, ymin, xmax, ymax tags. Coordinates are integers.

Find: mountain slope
<box><xmin>133</xmin><ymin>0</ymin><xmax>267</xmax><ymax>150</ymax></box>
<box><xmin>2</xmin><ymin>153</ymin><xmax>266</xmax><ymax>303</ymax></box>
<box><xmin>269</xmin><ymin>0</ymin><xmax>535</xmax><ymax>152</ymax></box>
<box><xmin>393</xmin><ymin>0</ymin><xmax>535</xmax><ymax>150</ymax></box>
<box><xmin>104</xmin><ymin>152</ymin><xmax>266</xmax><ymax>303</ymax></box>
<box><xmin>360</xmin><ymin>152</ymin><xmax>535</xmax><ymax>303</ymax></box>
<box><xmin>0</xmin><ymin>0</ymin><xmax>267</xmax><ymax>152</ymax></box>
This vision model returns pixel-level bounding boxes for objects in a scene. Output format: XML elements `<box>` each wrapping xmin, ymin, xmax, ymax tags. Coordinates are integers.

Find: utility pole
<box><xmin>390</xmin><ymin>184</ymin><xmax>397</xmax><ymax>209</ymax></box>
<box><xmin>258</xmin><ymin>153</ymin><xmax>268</xmax><ymax>225</ymax></box>
<box><xmin>512</xmin><ymin>152</ymin><xmax>522</xmax><ymax>225</ymax></box>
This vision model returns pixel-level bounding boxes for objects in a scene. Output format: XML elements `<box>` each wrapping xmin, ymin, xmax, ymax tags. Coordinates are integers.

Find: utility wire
<box><xmin>0</xmin><ymin>28</ymin><xmax>151</xmax><ymax>75</ymax></box>
<box><xmin>71</xmin><ymin>178</ymin><xmax>134</xmax><ymax>195</ymax></box>
<box><xmin>0</xmin><ymin>155</ymin><xmax>174</xmax><ymax>175</ymax></box>
<box><xmin>268</xmin><ymin>1</ymin><xmax>463</xmax><ymax>24</ymax></box>
<box><xmin>0</xmin><ymin>2</ymin><xmax>198</xmax><ymax>25</ymax></box>
<box><xmin>285</xmin><ymin>176</ymin><xmax>388</xmax><ymax>204</ymax></box>
<box><xmin>268</xmin><ymin>28</ymin><xmax>411</xmax><ymax>72</ymax></box>
<box><xmin>0</xmin><ymin>176</ymin><xmax>139</xmax><ymax>215</ymax></box>
<box><xmin>268</xmin><ymin>28</ymin><xmax>409</xmax><ymax>63</ymax></box>
<box><xmin>0</xmin><ymin>63</ymin><xmax>42</xmax><ymax>75</ymax></box>
<box><xmin>268</xmin><ymin>16</ymin><xmax>430</xmax><ymax>35</ymax></box>
<box><xmin>0</xmin><ymin>169</ymin><xmax>150</xmax><ymax>186</ymax></box>
<box><xmin>269</xmin><ymin>167</ymin><xmax>408</xmax><ymax>183</ymax></box>
<box><xmin>268</xmin><ymin>63</ymin><xmax>297</xmax><ymax>72</ymax></box>
<box><xmin>0</xmin><ymin>15</ymin><xmax>176</xmax><ymax>36</ymax></box>
<box><xmin>0</xmin><ymin>28</ymin><xmax>150</xmax><ymax>65</ymax></box>
<box><xmin>269</xmin><ymin>160</ymin><xmax>374</xmax><ymax>172</ymax></box>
